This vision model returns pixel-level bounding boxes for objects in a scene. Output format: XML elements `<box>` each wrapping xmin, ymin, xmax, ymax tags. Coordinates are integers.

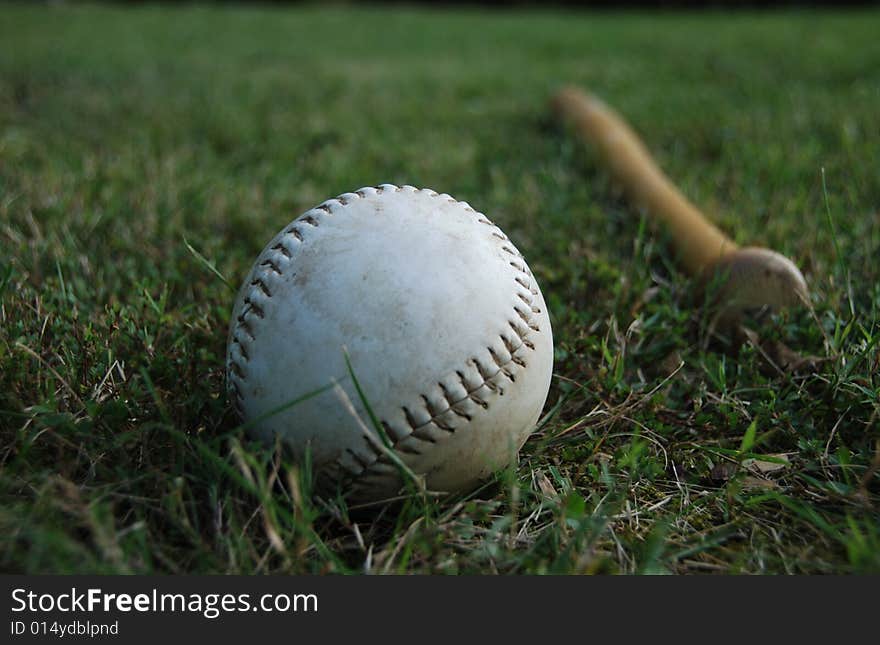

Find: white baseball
<box><xmin>226</xmin><ymin>184</ymin><xmax>553</xmax><ymax>501</ymax></box>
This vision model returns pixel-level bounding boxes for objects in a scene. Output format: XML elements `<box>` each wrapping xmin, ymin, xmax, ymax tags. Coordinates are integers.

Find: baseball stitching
<box><xmin>226</xmin><ymin>184</ymin><xmax>545</xmax><ymax>495</ymax></box>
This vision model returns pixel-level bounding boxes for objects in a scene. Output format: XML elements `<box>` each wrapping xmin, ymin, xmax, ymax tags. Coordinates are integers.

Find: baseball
<box><xmin>226</xmin><ymin>184</ymin><xmax>554</xmax><ymax>501</ymax></box>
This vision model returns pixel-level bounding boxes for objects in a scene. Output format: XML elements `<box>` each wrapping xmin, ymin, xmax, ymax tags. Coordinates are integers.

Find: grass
<box><xmin>1</xmin><ymin>3</ymin><xmax>879</xmax><ymax>574</ymax></box>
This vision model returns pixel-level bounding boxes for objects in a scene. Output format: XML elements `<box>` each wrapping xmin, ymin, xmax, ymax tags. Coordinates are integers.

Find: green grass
<box><xmin>2</xmin><ymin>3</ymin><xmax>879</xmax><ymax>574</ymax></box>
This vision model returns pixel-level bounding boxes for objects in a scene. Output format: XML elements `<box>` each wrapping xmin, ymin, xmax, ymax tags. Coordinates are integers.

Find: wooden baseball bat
<box><xmin>550</xmin><ymin>85</ymin><xmax>808</xmax><ymax>323</ymax></box>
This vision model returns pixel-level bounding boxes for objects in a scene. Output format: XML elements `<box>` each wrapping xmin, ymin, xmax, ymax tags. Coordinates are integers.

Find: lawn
<box><xmin>1</xmin><ymin>3</ymin><xmax>878</xmax><ymax>574</ymax></box>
